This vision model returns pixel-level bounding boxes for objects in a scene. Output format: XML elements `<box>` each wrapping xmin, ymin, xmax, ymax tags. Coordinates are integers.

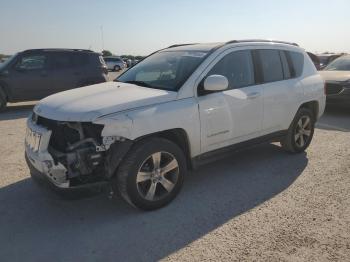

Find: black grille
<box><xmin>37</xmin><ymin>117</ymin><xmax>80</xmax><ymax>152</ymax></box>
<box><xmin>36</xmin><ymin>116</ymin><xmax>103</xmax><ymax>152</ymax></box>
<box><xmin>326</xmin><ymin>83</ymin><xmax>343</xmax><ymax>95</ymax></box>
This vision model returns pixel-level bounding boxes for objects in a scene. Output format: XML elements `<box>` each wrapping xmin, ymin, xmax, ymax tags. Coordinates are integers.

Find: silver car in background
<box><xmin>103</xmin><ymin>56</ymin><xmax>125</xmax><ymax>71</ymax></box>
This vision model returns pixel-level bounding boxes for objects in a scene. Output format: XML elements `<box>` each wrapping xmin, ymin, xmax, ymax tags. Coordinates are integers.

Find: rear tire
<box><xmin>114</xmin><ymin>65</ymin><xmax>121</xmax><ymax>72</ymax></box>
<box><xmin>115</xmin><ymin>138</ymin><xmax>186</xmax><ymax>211</ymax></box>
<box><xmin>0</xmin><ymin>87</ymin><xmax>7</xmax><ymax>111</ymax></box>
<box><xmin>281</xmin><ymin>108</ymin><xmax>315</xmax><ymax>153</ymax></box>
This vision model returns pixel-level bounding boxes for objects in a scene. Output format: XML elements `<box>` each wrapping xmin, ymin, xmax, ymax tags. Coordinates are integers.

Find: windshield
<box><xmin>116</xmin><ymin>50</ymin><xmax>208</xmax><ymax>91</ymax></box>
<box><xmin>324</xmin><ymin>57</ymin><xmax>350</xmax><ymax>71</ymax></box>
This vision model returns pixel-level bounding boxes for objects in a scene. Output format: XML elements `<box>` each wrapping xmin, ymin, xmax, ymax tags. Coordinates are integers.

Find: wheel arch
<box><xmin>135</xmin><ymin>128</ymin><xmax>193</xmax><ymax>169</ymax></box>
<box><xmin>298</xmin><ymin>100</ymin><xmax>319</xmax><ymax>119</ymax></box>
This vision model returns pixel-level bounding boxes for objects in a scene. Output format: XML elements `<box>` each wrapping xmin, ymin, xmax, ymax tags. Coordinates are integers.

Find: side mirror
<box><xmin>204</xmin><ymin>75</ymin><xmax>229</xmax><ymax>91</ymax></box>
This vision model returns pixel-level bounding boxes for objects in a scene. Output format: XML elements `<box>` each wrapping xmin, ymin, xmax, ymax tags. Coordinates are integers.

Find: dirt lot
<box><xmin>0</xmin><ymin>98</ymin><xmax>349</xmax><ymax>261</ymax></box>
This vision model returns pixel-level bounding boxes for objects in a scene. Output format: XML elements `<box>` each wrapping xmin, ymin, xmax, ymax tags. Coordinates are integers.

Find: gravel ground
<box><xmin>0</xmin><ymin>102</ymin><xmax>349</xmax><ymax>262</ymax></box>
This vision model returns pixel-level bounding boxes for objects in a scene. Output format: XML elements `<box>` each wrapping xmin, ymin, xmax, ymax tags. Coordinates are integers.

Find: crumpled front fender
<box><xmin>93</xmin><ymin>114</ymin><xmax>134</xmax><ymax>139</ymax></box>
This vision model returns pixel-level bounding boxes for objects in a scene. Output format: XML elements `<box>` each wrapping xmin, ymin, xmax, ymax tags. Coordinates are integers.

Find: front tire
<box><xmin>115</xmin><ymin>138</ymin><xmax>186</xmax><ymax>211</ymax></box>
<box><xmin>281</xmin><ymin>108</ymin><xmax>315</xmax><ymax>153</ymax></box>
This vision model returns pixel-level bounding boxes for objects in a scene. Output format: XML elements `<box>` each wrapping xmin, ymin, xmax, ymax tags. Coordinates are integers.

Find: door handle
<box><xmin>247</xmin><ymin>92</ymin><xmax>260</xmax><ymax>99</ymax></box>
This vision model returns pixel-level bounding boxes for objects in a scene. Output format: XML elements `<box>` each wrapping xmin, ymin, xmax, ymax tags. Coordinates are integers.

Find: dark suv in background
<box><xmin>0</xmin><ymin>49</ymin><xmax>108</xmax><ymax>110</ymax></box>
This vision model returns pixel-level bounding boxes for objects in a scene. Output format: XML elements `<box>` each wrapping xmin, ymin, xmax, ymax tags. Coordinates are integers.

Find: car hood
<box><xmin>319</xmin><ymin>70</ymin><xmax>350</xmax><ymax>82</ymax></box>
<box><xmin>34</xmin><ymin>82</ymin><xmax>177</xmax><ymax>122</ymax></box>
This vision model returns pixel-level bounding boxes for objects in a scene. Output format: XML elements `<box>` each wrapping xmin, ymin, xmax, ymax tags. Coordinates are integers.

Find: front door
<box><xmin>197</xmin><ymin>49</ymin><xmax>263</xmax><ymax>153</ymax></box>
<box><xmin>8</xmin><ymin>53</ymin><xmax>52</xmax><ymax>101</ymax></box>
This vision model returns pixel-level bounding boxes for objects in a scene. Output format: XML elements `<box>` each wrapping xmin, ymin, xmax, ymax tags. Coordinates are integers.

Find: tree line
<box><xmin>0</xmin><ymin>54</ymin><xmax>10</xmax><ymax>61</ymax></box>
<box><xmin>102</xmin><ymin>50</ymin><xmax>144</xmax><ymax>60</ymax></box>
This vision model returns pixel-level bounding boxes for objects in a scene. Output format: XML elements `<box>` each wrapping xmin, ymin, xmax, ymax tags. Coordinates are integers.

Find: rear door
<box><xmin>257</xmin><ymin>49</ymin><xmax>303</xmax><ymax>133</ymax></box>
<box><xmin>7</xmin><ymin>53</ymin><xmax>53</xmax><ymax>100</ymax></box>
<box><xmin>51</xmin><ymin>52</ymin><xmax>86</xmax><ymax>93</ymax></box>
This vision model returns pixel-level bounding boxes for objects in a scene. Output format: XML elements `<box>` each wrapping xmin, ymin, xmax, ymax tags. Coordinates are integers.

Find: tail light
<box><xmin>101</xmin><ymin>66</ymin><xmax>108</xmax><ymax>75</ymax></box>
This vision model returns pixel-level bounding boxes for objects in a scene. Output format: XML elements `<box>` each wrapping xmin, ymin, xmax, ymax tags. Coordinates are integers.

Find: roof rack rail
<box><xmin>167</xmin><ymin>43</ymin><xmax>198</xmax><ymax>48</ymax></box>
<box><xmin>23</xmin><ymin>48</ymin><xmax>93</xmax><ymax>52</ymax></box>
<box><xmin>226</xmin><ymin>39</ymin><xmax>299</xmax><ymax>47</ymax></box>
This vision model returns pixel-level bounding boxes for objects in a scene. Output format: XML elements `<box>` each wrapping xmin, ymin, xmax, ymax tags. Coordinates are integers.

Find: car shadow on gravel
<box><xmin>0</xmin><ymin>143</ymin><xmax>307</xmax><ymax>262</ymax></box>
<box><xmin>0</xmin><ymin>104</ymin><xmax>34</xmax><ymax>121</ymax></box>
<box><xmin>316</xmin><ymin>105</ymin><xmax>350</xmax><ymax>132</ymax></box>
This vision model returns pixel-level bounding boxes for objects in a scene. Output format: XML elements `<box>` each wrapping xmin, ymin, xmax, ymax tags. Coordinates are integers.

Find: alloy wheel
<box><xmin>136</xmin><ymin>151</ymin><xmax>179</xmax><ymax>201</ymax></box>
<box><xmin>294</xmin><ymin>115</ymin><xmax>312</xmax><ymax>148</ymax></box>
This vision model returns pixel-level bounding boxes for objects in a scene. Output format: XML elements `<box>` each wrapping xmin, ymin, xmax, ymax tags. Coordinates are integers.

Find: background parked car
<box><xmin>307</xmin><ymin>52</ymin><xmax>321</xmax><ymax>70</ymax></box>
<box><xmin>319</xmin><ymin>55</ymin><xmax>350</xmax><ymax>106</ymax></box>
<box><xmin>317</xmin><ymin>54</ymin><xmax>342</xmax><ymax>69</ymax></box>
<box><xmin>0</xmin><ymin>48</ymin><xmax>108</xmax><ymax>110</ymax></box>
<box><xmin>103</xmin><ymin>56</ymin><xmax>125</xmax><ymax>71</ymax></box>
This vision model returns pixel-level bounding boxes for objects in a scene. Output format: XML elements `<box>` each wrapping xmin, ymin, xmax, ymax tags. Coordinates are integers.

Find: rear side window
<box><xmin>288</xmin><ymin>51</ymin><xmax>304</xmax><ymax>78</ymax></box>
<box><xmin>207</xmin><ymin>50</ymin><xmax>255</xmax><ymax>89</ymax></box>
<box><xmin>52</xmin><ymin>53</ymin><xmax>72</xmax><ymax>69</ymax></box>
<box><xmin>258</xmin><ymin>50</ymin><xmax>284</xmax><ymax>83</ymax></box>
<box><xmin>72</xmin><ymin>53</ymin><xmax>89</xmax><ymax>66</ymax></box>
<box><xmin>280</xmin><ymin>51</ymin><xmax>291</xmax><ymax>79</ymax></box>
<box><xmin>52</xmin><ymin>53</ymin><xmax>89</xmax><ymax>69</ymax></box>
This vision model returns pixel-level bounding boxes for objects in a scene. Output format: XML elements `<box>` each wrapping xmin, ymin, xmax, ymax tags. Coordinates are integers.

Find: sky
<box><xmin>0</xmin><ymin>0</ymin><xmax>349</xmax><ymax>55</ymax></box>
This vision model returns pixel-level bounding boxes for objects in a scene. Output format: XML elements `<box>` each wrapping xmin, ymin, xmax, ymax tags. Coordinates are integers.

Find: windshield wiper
<box><xmin>116</xmin><ymin>80</ymin><xmax>173</xmax><ymax>91</ymax></box>
<box><xmin>123</xmin><ymin>80</ymin><xmax>152</xmax><ymax>88</ymax></box>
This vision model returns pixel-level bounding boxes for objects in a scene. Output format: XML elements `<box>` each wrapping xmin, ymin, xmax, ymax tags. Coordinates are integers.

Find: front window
<box><xmin>15</xmin><ymin>54</ymin><xmax>47</xmax><ymax>70</ymax></box>
<box><xmin>117</xmin><ymin>50</ymin><xmax>208</xmax><ymax>91</ymax></box>
<box><xmin>206</xmin><ymin>50</ymin><xmax>255</xmax><ymax>89</ymax></box>
<box><xmin>324</xmin><ymin>57</ymin><xmax>350</xmax><ymax>71</ymax></box>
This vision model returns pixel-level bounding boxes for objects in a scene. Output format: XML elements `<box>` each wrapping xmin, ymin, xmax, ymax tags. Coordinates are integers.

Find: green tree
<box><xmin>102</xmin><ymin>50</ymin><xmax>113</xmax><ymax>57</ymax></box>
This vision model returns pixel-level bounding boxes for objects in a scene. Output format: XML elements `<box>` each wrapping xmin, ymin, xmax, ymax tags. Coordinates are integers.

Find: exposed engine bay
<box><xmin>34</xmin><ymin>114</ymin><xmax>132</xmax><ymax>187</ymax></box>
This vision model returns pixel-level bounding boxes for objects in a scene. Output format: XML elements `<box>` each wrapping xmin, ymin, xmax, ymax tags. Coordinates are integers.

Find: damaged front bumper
<box><xmin>25</xmin><ymin>117</ymin><xmax>71</xmax><ymax>188</ymax></box>
<box><xmin>24</xmin><ymin>116</ymin><xmax>132</xmax><ymax>191</ymax></box>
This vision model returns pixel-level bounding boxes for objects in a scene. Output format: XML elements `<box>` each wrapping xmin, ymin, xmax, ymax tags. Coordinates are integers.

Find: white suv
<box><xmin>103</xmin><ymin>56</ymin><xmax>125</xmax><ymax>71</ymax></box>
<box><xmin>25</xmin><ymin>40</ymin><xmax>325</xmax><ymax>210</ymax></box>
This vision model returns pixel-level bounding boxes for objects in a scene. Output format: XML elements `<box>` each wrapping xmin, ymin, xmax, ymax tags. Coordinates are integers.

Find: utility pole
<box><xmin>100</xmin><ymin>25</ymin><xmax>105</xmax><ymax>51</ymax></box>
